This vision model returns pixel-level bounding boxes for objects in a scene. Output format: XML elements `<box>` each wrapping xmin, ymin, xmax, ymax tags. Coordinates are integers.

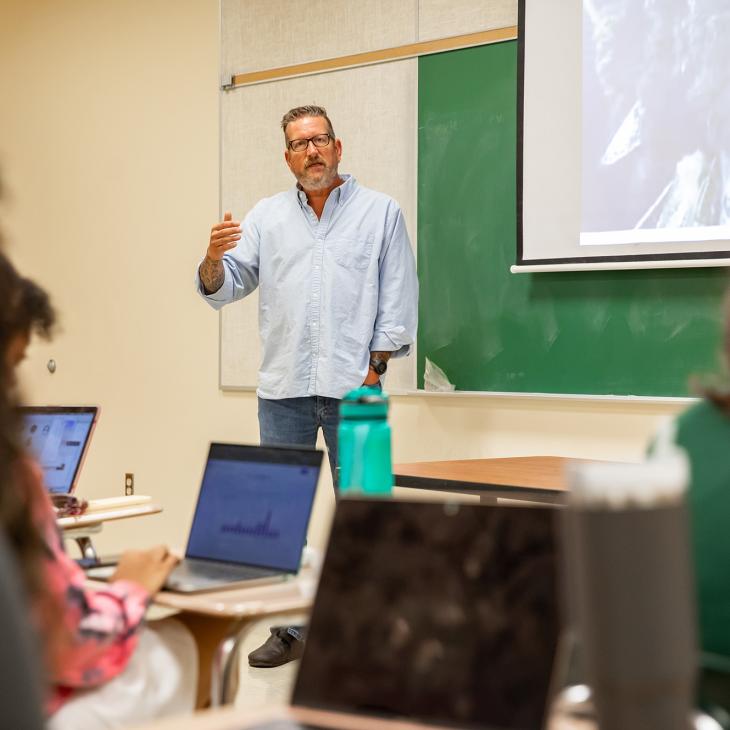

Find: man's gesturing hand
<box><xmin>207</xmin><ymin>211</ymin><xmax>241</xmax><ymax>261</ymax></box>
<box><xmin>200</xmin><ymin>211</ymin><xmax>240</xmax><ymax>293</ymax></box>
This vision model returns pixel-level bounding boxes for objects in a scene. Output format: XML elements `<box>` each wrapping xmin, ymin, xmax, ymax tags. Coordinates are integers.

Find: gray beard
<box><xmin>298</xmin><ymin>166</ymin><xmax>339</xmax><ymax>192</ymax></box>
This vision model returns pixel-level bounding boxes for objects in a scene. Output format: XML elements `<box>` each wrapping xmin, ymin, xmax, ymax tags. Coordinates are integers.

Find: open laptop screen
<box><xmin>293</xmin><ymin>500</ymin><xmax>560</xmax><ymax>730</ymax></box>
<box><xmin>20</xmin><ymin>406</ymin><xmax>98</xmax><ymax>495</ymax></box>
<box><xmin>185</xmin><ymin>443</ymin><xmax>322</xmax><ymax>572</ymax></box>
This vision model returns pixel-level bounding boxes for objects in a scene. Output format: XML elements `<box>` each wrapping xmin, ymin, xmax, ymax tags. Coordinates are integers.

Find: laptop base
<box><xmin>164</xmin><ymin>557</ymin><xmax>289</xmax><ymax>593</ymax></box>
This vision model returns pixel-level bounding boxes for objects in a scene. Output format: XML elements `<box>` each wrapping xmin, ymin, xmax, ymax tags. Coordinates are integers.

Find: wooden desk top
<box><xmin>128</xmin><ymin>703</ymin><xmax>590</xmax><ymax>730</ymax></box>
<box><xmin>58</xmin><ymin>503</ymin><xmax>162</xmax><ymax>530</ymax></box>
<box><xmin>152</xmin><ymin>568</ymin><xmax>317</xmax><ymax>618</ymax></box>
<box><xmin>394</xmin><ymin>456</ymin><xmax>576</xmax><ymax>495</ymax></box>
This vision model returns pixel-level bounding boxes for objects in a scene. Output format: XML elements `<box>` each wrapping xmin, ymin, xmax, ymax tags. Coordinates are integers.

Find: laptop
<box><xmin>163</xmin><ymin>443</ymin><xmax>323</xmax><ymax>593</ymax></box>
<box><xmin>248</xmin><ymin>499</ymin><xmax>562</xmax><ymax>730</ymax></box>
<box><xmin>20</xmin><ymin>406</ymin><xmax>99</xmax><ymax>495</ymax></box>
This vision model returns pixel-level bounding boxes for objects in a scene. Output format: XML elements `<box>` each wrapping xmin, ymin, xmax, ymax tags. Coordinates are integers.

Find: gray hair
<box><xmin>280</xmin><ymin>105</ymin><xmax>335</xmax><ymax>141</ymax></box>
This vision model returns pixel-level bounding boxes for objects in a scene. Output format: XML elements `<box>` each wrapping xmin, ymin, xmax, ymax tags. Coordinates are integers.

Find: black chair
<box><xmin>0</xmin><ymin>529</ymin><xmax>45</xmax><ymax>730</ymax></box>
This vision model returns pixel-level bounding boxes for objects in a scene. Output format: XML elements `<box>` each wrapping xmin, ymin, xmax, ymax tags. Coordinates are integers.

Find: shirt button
<box><xmin>312</xmin><ymin>322</ymin><xmax>318</xmax><ymax>327</ymax></box>
<box><xmin>313</xmin><ymin>293</ymin><xmax>319</xmax><ymax>299</ymax></box>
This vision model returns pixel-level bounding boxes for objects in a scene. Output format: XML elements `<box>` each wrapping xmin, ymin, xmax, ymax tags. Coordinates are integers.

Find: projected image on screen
<box><xmin>581</xmin><ymin>0</ymin><xmax>730</xmax><ymax>246</ymax></box>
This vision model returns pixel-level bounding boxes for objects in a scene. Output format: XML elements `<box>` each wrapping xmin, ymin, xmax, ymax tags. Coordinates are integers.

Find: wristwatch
<box><xmin>369</xmin><ymin>358</ymin><xmax>388</xmax><ymax>376</ymax></box>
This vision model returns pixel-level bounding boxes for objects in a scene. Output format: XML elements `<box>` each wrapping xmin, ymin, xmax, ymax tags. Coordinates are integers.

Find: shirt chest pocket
<box><xmin>332</xmin><ymin>235</ymin><xmax>374</xmax><ymax>271</ymax></box>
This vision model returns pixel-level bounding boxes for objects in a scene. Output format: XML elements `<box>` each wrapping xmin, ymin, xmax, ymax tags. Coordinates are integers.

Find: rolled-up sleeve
<box><xmin>370</xmin><ymin>205</ymin><xmax>418</xmax><ymax>357</ymax></box>
<box><xmin>195</xmin><ymin>210</ymin><xmax>261</xmax><ymax>310</ymax></box>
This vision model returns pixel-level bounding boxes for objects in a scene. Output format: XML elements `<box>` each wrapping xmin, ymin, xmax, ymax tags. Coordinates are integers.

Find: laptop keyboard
<box><xmin>173</xmin><ymin>558</ymin><xmax>281</xmax><ymax>582</ymax></box>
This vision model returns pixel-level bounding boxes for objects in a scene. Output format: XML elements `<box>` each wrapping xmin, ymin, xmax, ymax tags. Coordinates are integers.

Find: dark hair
<box><xmin>280</xmin><ymin>105</ymin><xmax>335</xmax><ymax>141</ymax></box>
<box><xmin>14</xmin><ymin>278</ymin><xmax>55</xmax><ymax>340</ymax></box>
<box><xmin>0</xmin><ymin>254</ymin><xmax>48</xmax><ymax>597</ymax></box>
<box><xmin>0</xmin><ymin>178</ymin><xmax>66</xmax><ymax>681</ymax></box>
<box><xmin>0</xmin><ymin>260</ymin><xmax>56</xmax><ymax>345</ymax></box>
<box><xmin>694</xmin><ymin>285</ymin><xmax>730</xmax><ymax>412</ymax></box>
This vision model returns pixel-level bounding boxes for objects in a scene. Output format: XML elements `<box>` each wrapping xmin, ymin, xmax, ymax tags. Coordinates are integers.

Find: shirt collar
<box><xmin>294</xmin><ymin>173</ymin><xmax>355</xmax><ymax>208</ymax></box>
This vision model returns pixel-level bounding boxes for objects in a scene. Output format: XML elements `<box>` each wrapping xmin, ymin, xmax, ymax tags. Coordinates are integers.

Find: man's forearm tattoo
<box><xmin>199</xmin><ymin>256</ymin><xmax>225</xmax><ymax>294</ymax></box>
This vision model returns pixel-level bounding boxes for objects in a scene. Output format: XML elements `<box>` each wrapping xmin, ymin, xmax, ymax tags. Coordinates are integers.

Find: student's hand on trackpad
<box><xmin>111</xmin><ymin>545</ymin><xmax>179</xmax><ymax>596</ymax></box>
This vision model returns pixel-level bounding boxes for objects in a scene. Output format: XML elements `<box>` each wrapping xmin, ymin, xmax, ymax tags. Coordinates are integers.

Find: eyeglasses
<box><xmin>287</xmin><ymin>133</ymin><xmax>333</xmax><ymax>153</ymax></box>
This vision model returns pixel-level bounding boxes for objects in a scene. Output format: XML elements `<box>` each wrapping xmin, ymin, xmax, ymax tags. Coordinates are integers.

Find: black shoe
<box><xmin>248</xmin><ymin>626</ymin><xmax>305</xmax><ymax>668</ymax></box>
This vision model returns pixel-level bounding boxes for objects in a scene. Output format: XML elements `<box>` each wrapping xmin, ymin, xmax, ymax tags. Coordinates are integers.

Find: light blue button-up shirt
<box><xmin>197</xmin><ymin>175</ymin><xmax>418</xmax><ymax>400</ymax></box>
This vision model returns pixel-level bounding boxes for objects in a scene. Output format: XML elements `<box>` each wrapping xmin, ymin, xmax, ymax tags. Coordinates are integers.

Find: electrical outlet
<box><xmin>124</xmin><ymin>473</ymin><xmax>134</xmax><ymax>496</ymax></box>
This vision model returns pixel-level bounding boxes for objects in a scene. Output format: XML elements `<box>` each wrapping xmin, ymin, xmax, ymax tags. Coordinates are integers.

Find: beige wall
<box><xmin>0</xmin><ymin>0</ymin><xmax>686</xmax><ymax>557</ymax></box>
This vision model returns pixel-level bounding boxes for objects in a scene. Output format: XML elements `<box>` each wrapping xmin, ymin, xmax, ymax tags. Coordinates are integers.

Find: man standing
<box><xmin>196</xmin><ymin>105</ymin><xmax>418</xmax><ymax>665</ymax></box>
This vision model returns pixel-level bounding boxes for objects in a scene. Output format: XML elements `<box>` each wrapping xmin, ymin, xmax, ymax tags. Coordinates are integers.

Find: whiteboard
<box><xmin>219</xmin><ymin>0</ymin><xmax>518</xmax><ymax>391</ymax></box>
<box><xmin>220</xmin><ymin>60</ymin><xmax>418</xmax><ymax>392</ymax></box>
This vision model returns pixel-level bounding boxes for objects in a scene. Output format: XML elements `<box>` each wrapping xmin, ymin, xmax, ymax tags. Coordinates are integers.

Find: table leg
<box><xmin>74</xmin><ymin>536</ymin><xmax>99</xmax><ymax>563</ymax></box>
<box><xmin>174</xmin><ymin>611</ymin><xmax>268</xmax><ymax>708</ymax></box>
<box><xmin>63</xmin><ymin>524</ymin><xmax>103</xmax><ymax>564</ymax></box>
<box><xmin>174</xmin><ymin>608</ymin><xmax>309</xmax><ymax>708</ymax></box>
<box><xmin>211</xmin><ymin>621</ymin><xmax>260</xmax><ymax>707</ymax></box>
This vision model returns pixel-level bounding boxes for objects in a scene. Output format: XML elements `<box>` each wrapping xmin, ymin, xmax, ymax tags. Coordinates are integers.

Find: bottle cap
<box><xmin>339</xmin><ymin>387</ymin><xmax>389</xmax><ymax>419</ymax></box>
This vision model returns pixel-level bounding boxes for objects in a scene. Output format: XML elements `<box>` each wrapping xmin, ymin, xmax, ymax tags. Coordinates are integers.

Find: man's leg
<box><xmin>317</xmin><ymin>395</ymin><xmax>341</xmax><ymax>491</ymax></box>
<box><xmin>249</xmin><ymin>396</ymin><xmax>317</xmax><ymax>669</ymax></box>
<box><xmin>318</xmin><ymin>386</ymin><xmax>377</xmax><ymax>491</ymax></box>
<box><xmin>258</xmin><ymin>396</ymin><xmax>318</xmax><ymax>449</ymax></box>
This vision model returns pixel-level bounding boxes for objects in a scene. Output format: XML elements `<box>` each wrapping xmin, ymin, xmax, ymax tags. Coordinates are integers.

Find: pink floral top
<box><xmin>22</xmin><ymin>460</ymin><xmax>150</xmax><ymax>714</ymax></box>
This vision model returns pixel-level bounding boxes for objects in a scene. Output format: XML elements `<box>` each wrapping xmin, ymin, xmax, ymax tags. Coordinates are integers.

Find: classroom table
<box><xmin>127</xmin><ymin>701</ymin><xmax>593</xmax><ymax>730</ymax></box>
<box><xmin>59</xmin><ymin>502</ymin><xmax>162</xmax><ymax>564</ymax></box>
<box><xmin>151</xmin><ymin>569</ymin><xmax>317</xmax><ymax>708</ymax></box>
<box><xmin>393</xmin><ymin>455</ymin><xmax>580</xmax><ymax>505</ymax></box>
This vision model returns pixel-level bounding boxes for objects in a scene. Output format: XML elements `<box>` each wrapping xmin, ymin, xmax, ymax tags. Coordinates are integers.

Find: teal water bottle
<box><xmin>337</xmin><ymin>387</ymin><xmax>393</xmax><ymax>495</ymax></box>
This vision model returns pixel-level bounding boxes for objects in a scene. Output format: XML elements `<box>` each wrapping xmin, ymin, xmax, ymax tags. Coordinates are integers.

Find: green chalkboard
<box><xmin>417</xmin><ymin>41</ymin><xmax>727</xmax><ymax>397</ymax></box>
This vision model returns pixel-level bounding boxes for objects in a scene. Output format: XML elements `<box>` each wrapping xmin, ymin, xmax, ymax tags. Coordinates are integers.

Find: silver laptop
<box><xmin>20</xmin><ymin>406</ymin><xmax>99</xmax><ymax>495</ymax></box>
<box><xmin>248</xmin><ymin>499</ymin><xmax>561</xmax><ymax>730</ymax></box>
<box><xmin>164</xmin><ymin>442</ymin><xmax>323</xmax><ymax>593</ymax></box>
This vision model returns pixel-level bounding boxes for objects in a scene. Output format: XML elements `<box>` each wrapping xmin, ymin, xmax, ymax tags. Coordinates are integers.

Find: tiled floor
<box><xmin>233</xmin><ymin>613</ymin><xmax>308</xmax><ymax>711</ymax></box>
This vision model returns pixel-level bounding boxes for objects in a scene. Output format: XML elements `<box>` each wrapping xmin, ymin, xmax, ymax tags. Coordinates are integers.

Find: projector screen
<box><xmin>516</xmin><ymin>0</ymin><xmax>730</xmax><ymax>272</ymax></box>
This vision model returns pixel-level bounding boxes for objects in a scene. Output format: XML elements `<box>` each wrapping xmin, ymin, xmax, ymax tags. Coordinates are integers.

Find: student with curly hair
<box><xmin>0</xmin><ymin>251</ymin><xmax>197</xmax><ymax>729</ymax></box>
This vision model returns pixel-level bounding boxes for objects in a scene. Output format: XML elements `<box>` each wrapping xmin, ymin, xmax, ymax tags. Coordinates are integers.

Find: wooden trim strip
<box><xmin>227</xmin><ymin>26</ymin><xmax>518</xmax><ymax>89</ymax></box>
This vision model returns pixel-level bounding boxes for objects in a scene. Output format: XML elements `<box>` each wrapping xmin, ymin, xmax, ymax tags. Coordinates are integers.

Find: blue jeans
<box><xmin>257</xmin><ymin>395</ymin><xmax>340</xmax><ymax>643</ymax></box>
<box><xmin>258</xmin><ymin>396</ymin><xmax>340</xmax><ymax>488</ymax></box>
